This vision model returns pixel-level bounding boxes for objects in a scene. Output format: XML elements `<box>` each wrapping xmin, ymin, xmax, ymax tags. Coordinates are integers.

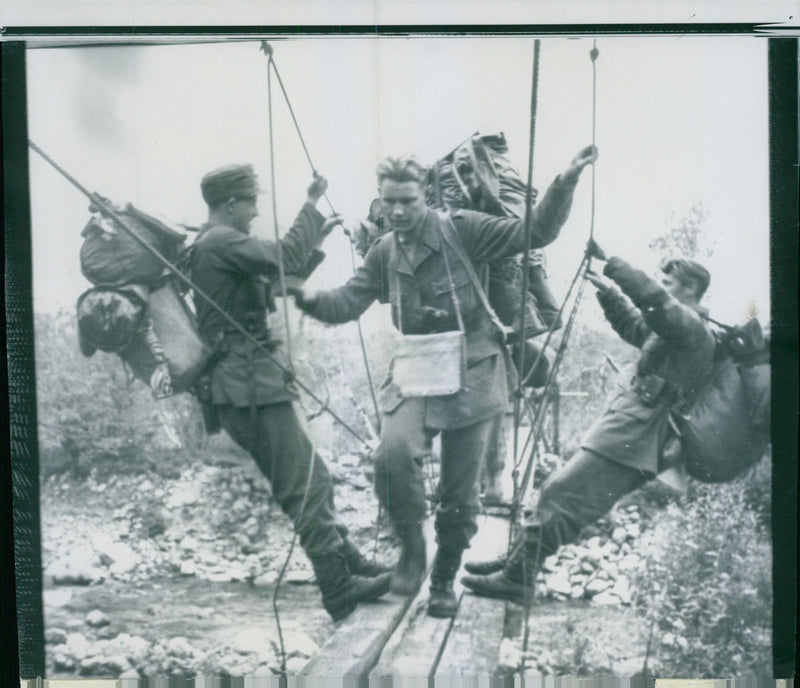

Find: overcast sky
<box><xmin>26</xmin><ymin>36</ymin><xmax>770</xmax><ymax>327</ymax></box>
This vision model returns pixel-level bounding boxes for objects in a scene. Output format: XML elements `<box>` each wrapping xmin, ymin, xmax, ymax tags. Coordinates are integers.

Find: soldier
<box><xmin>462</xmin><ymin>241</ymin><xmax>716</xmax><ymax>603</ymax></box>
<box><xmin>287</xmin><ymin>146</ymin><xmax>596</xmax><ymax>618</ymax></box>
<box><xmin>189</xmin><ymin>164</ymin><xmax>391</xmax><ymax>621</ymax></box>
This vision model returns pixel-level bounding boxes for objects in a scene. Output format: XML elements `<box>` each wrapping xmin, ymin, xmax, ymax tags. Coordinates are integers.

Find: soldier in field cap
<box><xmin>189</xmin><ymin>163</ymin><xmax>392</xmax><ymax>621</ymax></box>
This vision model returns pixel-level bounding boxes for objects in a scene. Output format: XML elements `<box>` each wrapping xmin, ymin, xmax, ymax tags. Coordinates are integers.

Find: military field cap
<box><xmin>201</xmin><ymin>163</ymin><xmax>262</xmax><ymax>206</ymax></box>
<box><xmin>660</xmin><ymin>257</ymin><xmax>711</xmax><ymax>296</ymax></box>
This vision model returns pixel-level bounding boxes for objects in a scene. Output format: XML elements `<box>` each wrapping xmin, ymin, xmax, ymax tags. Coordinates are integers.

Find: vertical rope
<box><xmin>510</xmin><ymin>37</ymin><xmax>542</xmax><ymax>549</ymax></box>
<box><xmin>266</xmin><ymin>56</ymin><xmax>296</xmax><ymax>373</ymax></box>
<box><xmin>589</xmin><ymin>41</ymin><xmax>599</xmax><ymax>242</ymax></box>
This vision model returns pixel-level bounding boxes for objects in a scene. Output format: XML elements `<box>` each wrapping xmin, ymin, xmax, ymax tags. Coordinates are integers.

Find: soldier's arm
<box><xmin>603</xmin><ymin>257</ymin><xmax>711</xmax><ymax>348</ymax></box>
<box><xmin>595</xmin><ymin>285</ymin><xmax>652</xmax><ymax>348</ymax></box>
<box><xmin>302</xmin><ymin>241</ymin><xmax>386</xmax><ymax>324</ymax></box>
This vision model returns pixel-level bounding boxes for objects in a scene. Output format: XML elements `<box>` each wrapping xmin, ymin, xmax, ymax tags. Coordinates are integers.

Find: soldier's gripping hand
<box><xmin>285</xmin><ymin>285</ymin><xmax>319</xmax><ymax>312</ymax></box>
<box><xmin>306</xmin><ymin>172</ymin><xmax>329</xmax><ymax>205</ymax></box>
<box><xmin>585</xmin><ymin>269</ymin><xmax>613</xmax><ymax>292</ymax></box>
<box><xmin>321</xmin><ymin>213</ymin><xmax>344</xmax><ymax>238</ymax></box>
<box><xmin>562</xmin><ymin>145</ymin><xmax>598</xmax><ymax>183</ymax></box>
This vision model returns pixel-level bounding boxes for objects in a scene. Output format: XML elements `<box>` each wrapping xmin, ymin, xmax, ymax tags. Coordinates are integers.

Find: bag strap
<box><xmin>438</xmin><ymin>212</ymin><xmax>506</xmax><ymax>341</ymax></box>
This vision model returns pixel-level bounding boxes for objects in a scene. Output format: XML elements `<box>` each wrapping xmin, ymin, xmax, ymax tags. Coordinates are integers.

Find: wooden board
<box><xmin>299</xmin><ymin>520</ymin><xmax>437</xmax><ymax>680</ymax></box>
<box><xmin>369</xmin><ymin>514</ymin><xmax>510</xmax><ymax>681</ymax></box>
<box><xmin>434</xmin><ymin>517</ymin><xmax>511</xmax><ymax>682</ymax></box>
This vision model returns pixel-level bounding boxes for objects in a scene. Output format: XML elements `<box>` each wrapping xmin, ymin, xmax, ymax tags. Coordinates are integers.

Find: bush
<box><xmin>631</xmin><ymin>468</ymin><xmax>772</xmax><ymax>677</ymax></box>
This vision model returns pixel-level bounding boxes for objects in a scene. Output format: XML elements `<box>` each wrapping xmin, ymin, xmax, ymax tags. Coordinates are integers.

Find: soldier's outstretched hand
<box><xmin>563</xmin><ymin>145</ymin><xmax>598</xmax><ymax>182</ymax></box>
<box><xmin>586</xmin><ymin>269</ymin><xmax>612</xmax><ymax>291</ymax></box>
<box><xmin>307</xmin><ymin>172</ymin><xmax>329</xmax><ymax>204</ymax></box>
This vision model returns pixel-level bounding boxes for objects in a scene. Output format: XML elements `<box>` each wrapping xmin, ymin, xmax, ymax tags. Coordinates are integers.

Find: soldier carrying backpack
<box><xmin>462</xmin><ymin>239</ymin><xmax>771</xmax><ymax>604</ymax></box>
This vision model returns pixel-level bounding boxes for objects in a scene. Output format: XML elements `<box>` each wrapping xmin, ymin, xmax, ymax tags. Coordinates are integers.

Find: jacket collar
<box><xmin>387</xmin><ymin>209</ymin><xmax>442</xmax><ymax>274</ymax></box>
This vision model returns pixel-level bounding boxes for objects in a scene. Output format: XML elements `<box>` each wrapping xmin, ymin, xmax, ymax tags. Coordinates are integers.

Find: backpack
<box><xmin>425</xmin><ymin>132</ymin><xmax>562</xmax><ymax>338</ymax></box>
<box><xmin>80</xmin><ymin>200</ymin><xmax>186</xmax><ymax>288</ymax></box>
<box><xmin>77</xmin><ymin>278</ymin><xmax>211</xmax><ymax>396</ymax></box>
<box><xmin>678</xmin><ymin>317</ymin><xmax>770</xmax><ymax>483</ymax></box>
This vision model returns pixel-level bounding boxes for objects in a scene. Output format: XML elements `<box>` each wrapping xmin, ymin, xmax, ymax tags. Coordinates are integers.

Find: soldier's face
<box><xmin>379</xmin><ymin>180</ymin><xmax>427</xmax><ymax>238</ymax></box>
<box><xmin>661</xmin><ymin>273</ymin><xmax>697</xmax><ymax>305</ymax></box>
<box><xmin>227</xmin><ymin>197</ymin><xmax>259</xmax><ymax>233</ymax></box>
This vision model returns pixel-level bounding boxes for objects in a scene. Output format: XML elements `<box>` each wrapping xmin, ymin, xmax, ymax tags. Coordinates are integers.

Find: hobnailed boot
<box><xmin>391</xmin><ymin>522</ymin><xmax>427</xmax><ymax>595</ymax></box>
<box><xmin>339</xmin><ymin>537</ymin><xmax>392</xmax><ymax>578</ymax></box>
<box><xmin>463</xmin><ymin>538</ymin><xmax>522</xmax><ymax>576</ymax></box>
<box><xmin>461</xmin><ymin>539</ymin><xmax>539</xmax><ymax>605</ymax></box>
<box><xmin>427</xmin><ymin>546</ymin><xmax>464</xmax><ymax>618</ymax></box>
<box><xmin>311</xmin><ymin>551</ymin><xmax>392</xmax><ymax>621</ymax></box>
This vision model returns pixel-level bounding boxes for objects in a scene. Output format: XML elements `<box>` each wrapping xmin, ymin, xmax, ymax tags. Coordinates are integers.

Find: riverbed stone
<box><xmin>86</xmin><ymin>609</ymin><xmax>111</xmax><ymax>628</ymax></box>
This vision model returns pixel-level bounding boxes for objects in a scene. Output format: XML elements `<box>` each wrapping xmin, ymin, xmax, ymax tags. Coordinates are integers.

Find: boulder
<box><xmin>45</xmin><ymin>628</ymin><xmax>68</xmax><ymax>645</ymax></box>
<box><xmin>180</xmin><ymin>560</ymin><xmax>197</xmax><ymax>576</ymax></box>
<box><xmin>46</xmin><ymin>549</ymin><xmax>106</xmax><ymax>586</ymax></box>
<box><xmin>85</xmin><ymin>610</ymin><xmax>111</xmax><ymax>628</ymax></box>
<box><xmin>543</xmin><ymin>571</ymin><xmax>572</xmax><ymax>597</ymax></box>
<box><xmin>167</xmin><ymin>636</ymin><xmax>195</xmax><ymax>658</ymax></box>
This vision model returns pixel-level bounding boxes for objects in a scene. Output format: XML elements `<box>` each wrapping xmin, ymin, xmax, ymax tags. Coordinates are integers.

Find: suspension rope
<box><xmin>511</xmin><ymin>39</ymin><xmax>542</xmax><ymax>504</ymax></box>
<box><xmin>265</xmin><ymin>55</ymin><xmax>296</xmax><ymax>373</ymax></box>
<box><xmin>259</xmin><ymin>41</ymin><xmax>381</xmax><ymax>433</ymax></box>
<box><xmin>272</xmin><ymin>440</ymin><xmax>317</xmax><ymax>677</ymax></box>
<box><xmin>28</xmin><ymin>140</ymin><xmax>371</xmax><ymax>448</ymax></box>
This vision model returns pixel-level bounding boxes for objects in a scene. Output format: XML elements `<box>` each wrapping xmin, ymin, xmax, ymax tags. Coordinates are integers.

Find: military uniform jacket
<box><xmin>309</xmin><ymin>174</ymin><xmax>579</xmax><ymax>430</ymax></box>
<box><xmin>190</xmin><ymin>203</ymin><xmax>326</xmax><ymax>406</ymax></box>
<box><xmin>581</xmin><ymin>257</ymin><xmax>716</xmax><ymax>473</ymax></box>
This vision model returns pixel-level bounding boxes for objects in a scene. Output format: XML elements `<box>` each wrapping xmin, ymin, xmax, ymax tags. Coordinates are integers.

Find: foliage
<box><xmin>631</xmin><ymin>467</ymin><xmax>772</xmax><ymax>678</ymax></box>
<box><xmin>34</xmin><ymin>310</ymin><xmax>202</xmax><ymax>479</ymax></box>
<box><xmin>648</xmin><ymin>203</ymin><xmax>714</xmax><ymax>262</ymax></box>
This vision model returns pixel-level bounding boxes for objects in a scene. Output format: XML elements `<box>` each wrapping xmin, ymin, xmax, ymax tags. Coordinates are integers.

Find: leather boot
<box><xmin>311</xmin><ymin>551</ymin><xmax>391</xmax><ymax>621</ymax></box>
<box><xmin>427</xmin><ymin>546</ymin><xmax>464</xmax><ymax>618</ymax></box>
<box><xmin>461</xmin><ymin>539</ymin><xmax>539</xmax><ymax>605</ymax></box>
<box><xmin>463</xmin><ymin>538</ymin><xmax>521</xmax><ymax>576</ymax></box>
<box><xmin>339</xmin><ymin>537</ymin><xmax>392</xmax><ymax>578</ymax></box>
<box><xmin>391</xmin><ymin>522</ymin><xmax>427</xmax><ymax>595</ymax></box>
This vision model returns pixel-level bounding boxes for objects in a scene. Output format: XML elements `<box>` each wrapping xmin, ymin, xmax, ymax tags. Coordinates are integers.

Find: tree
<box><xmin>648</xmin><ymin>203</ymin><xmax>714</xmax><ymax>261</ymax></box>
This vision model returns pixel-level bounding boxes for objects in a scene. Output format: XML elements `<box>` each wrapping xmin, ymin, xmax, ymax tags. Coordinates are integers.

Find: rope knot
<box><xmin>590</xmin><ymin>47</ymin><xmax>599</xmax><ymax>62</ymax></box>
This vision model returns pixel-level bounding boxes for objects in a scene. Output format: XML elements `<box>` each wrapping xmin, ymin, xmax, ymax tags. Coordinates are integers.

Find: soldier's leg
<box><xmin>217</xmin><ymin>403</ymin><xmax>390</xmax><ymax>619</ymax></box>
<box><xmin>429</xmin><ymin>414</ymin><xmax>497</xmax><ymax>616</ymax></box>
<box><xmin>462</xmin><ymin>449</ymin><xmax>649</xmax><ymax>603</ymax></box>
<box><xmin>217</xmin><ymin>402</ymin><xmax>343</xmax><ymax>554</ymax></box>
<box><xmin>481</xmin><ymin>414</ymin><xmax>506</xmax><ymax>503</ymax></box>
<box><xmin>373</xmin><ymin>398</ymin><xmax>433</xmax><ymax>594</ymax></box>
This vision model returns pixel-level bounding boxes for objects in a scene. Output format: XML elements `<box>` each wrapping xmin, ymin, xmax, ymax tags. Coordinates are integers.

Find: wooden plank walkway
<box><xmin>300</xmin><ymin>514</ymin><xmax>511</xmax><ymax>682</ymax></box>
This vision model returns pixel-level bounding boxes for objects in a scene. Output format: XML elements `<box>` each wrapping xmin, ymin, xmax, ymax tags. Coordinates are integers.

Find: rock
<box><xmin>167</xmin><ymin>636</ymin><xmax>195</xmax><ymax>657</ymax></box>
<box><xmin>45</xmin><ymin>628</ymin><xmax>68</xmax><ymax>644</ymax></box>
<box><xmin>285</xmin><ymin>655</ymin><xmax>309</xmax><ymax>674</ymax></box>
<box><xmin>180</xmin><ymin>560</ymin><xmax>197</xmax><ymax>576</ymax></box>
<box><xmin>179</xmin><ymin>536</ymin><xmax>200</xmax><ymax>552</ymax></box>
<box><xmin>543</xmin><ymin>571</ymin><xmax>572</xmax><ymax>597</ymax></box>
<box><xmin>601</xmin><ymin>560</ymin><xmax>619</xmax><ymax>578</ymax></box>
<box><xmin>80</xmin><ymin>654</ymin><xmax>132</xmax><ymax>676</ymax></box>
<box><xmin>119</xmin><ymin>668</ymin><xmax>141</xmax><ymax>679</ymax></box>
<box><xmin>232</xmin><ymin>498</ymin><xmax>250</xmax><ymax>516</ymax></box>
<box><xmin>624</xmin><ymin>523</ymin><xmax>641</xmax><ymax>538</ymax></box>
<box><xmin>217</xmin><ymin>651</ymin><xmax>258</xmax><ymax>675</ymax></box>
<box><xmin>284</xmin><ymin>632</ymin><xmax>319</xmax><ymax>659</ymax></box>
<box><xmin>65</xmin><ymin>632</ymin><xmax>90</xmax><ymax>660</ymax></box>
<box><xmin>585</xmin><ymin>535</ymin><xmax>602</xmax><ymax>549</ymax></box>
<box><xmin>497</xmin><ymin>638</ymin><xmax>522</xmax><ymax>671</ymax></box>
<box><xmin>602</xmin><ymin>541</ymin><xmax>619</xmax><ymax>557</ymax></box>
<box><xmin>592</xmin><ymin>591</ymin><xmax>622</xmax><ymax>606</ymax></box>
<box><xmin>541</xmin><ymin>554</ymin><xmax>559</xmax><ymax>572</ymax></box>
<box><xmin>96</xmin><ymin>626</ymin><xmax>117</xmax><ymax>640</ymax></box>
<box><xmin>618</xmin><ymin>553</ymin><xmax>641</xmax><ymax>572</ymax></box>
<box><xmin>613</xmin><ymin>656</ymin><xmax>648</xmax><ymax>677</ymax></box>
<box><xmin>66</xmin><ymin>619</ymin><xmax>84</xmax><ymax>630</ymax></box>
<box><xmin>231</xmin><ymin>627</ymin><xmax>275</xmax><ymax>661</ymax></box>
<box><xmin>585</xmin><ymin>577</ymin><xmax>611</xmax><ymax>595</ymax></box>
<box><xmin>254</xmin><ymin>571</ymin><xmax>279</xmax><ymax>587</ymax></box>
<box><xmin>43</xmin><ymin>589</ymin><xmax>73</xmax><ymax>608</ymax></box>
<box><xmin>339</xmin><ymin>453</ymin><xmax>360</xmax><ymax>467</ymax></box>
<box><xmin>109</xmin><ymin>633</ymin><xmax>150</xmax><ymax>664</ymax></box>
<box><xmin>107</xmin><ymin>543</ymin><xmax>138</xmax><ymax>575</ymax></box>
<box><xmin>585</xmin><ymin>544</ymin><xmax>604</xmax><ymax>566</ymax></box>
<box><xmin>52</xmin><ymin>649</ymin><xmax>76</xmax><ymax>670</ymax></box>
<box><xmin>580</xmin><ymin>560</ymin><xmax>596</xmax><ymax>574</ymax></box>
<box><xmin>46</xmin><ymin>549</ymin><xmax>106</xmax><ymax>586</ymax></box>
<box><xmin>611</xmin><ymin>575</ymin><xmax>632</xmax><ymax>604</ymax></box>
<box><xmin>569</xmin><ymin>585</ymin><xmax>585</xmax><ymax>599</ymax></box>
<box><xmin>227</xmin><ymin>562</ymin><xmax>250</xmax><ymax>582</ymax></box>
<box><xmin>86</xmin><ymin>610</ymin><xmax>111</xmax><ymax>628</ymax></box>
<box><xmin>611</xmin><ymin>527</ymin><xmax>627</xmax><ymax>544</ymax></box>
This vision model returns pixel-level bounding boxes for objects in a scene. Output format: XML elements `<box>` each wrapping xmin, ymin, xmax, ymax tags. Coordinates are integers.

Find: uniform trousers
<box><xmin>373</xmin><ymin>397</ymin><xmax>500</xmax><ymax>551</ymax></box>
<box><xmin>217</xmin><ymin>402</ymin><xmax>346</xmax><ymax>557</ymax></box>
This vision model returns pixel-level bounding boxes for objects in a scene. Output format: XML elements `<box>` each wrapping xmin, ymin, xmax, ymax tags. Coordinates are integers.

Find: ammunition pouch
<box><xmin>632</xmin><ymin>374</ymin><xmax>681</xmax><ymax>408</ymax></box>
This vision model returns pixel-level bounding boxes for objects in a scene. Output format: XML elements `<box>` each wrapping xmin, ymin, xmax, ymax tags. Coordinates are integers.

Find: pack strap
<box><xmin>438</xmin><ymin>212</ymin><xmax>507</xmax><ymax>342</ymax></box>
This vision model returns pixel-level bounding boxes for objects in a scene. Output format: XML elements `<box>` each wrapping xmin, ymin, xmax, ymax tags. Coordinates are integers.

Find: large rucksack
<box><xmin>76</xmin><ymin>202</ymin><xmax>211</xmax><ymax>397</ymax></box>
<box><xmin>678</xmin><ymin>317</ymin><xmax>770</xmax><ymax>483</ymax></box>
<box><xmin>425</xmin><ymin>131</ymin><xmax>561</xmax><ymax>338</ymax></box>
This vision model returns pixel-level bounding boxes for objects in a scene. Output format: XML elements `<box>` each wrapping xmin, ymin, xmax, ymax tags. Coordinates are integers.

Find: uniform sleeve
<box><xmin>596</xmin><ymin>286</ymin><xmax>651</xmax><ymax>349</ymax></box>
<box><xmin>455</xmin><ymin>173</ymin><xmax>580</xmax><ymax>262</ymax></box>
<box><xmin>603</xmin><ymin>256</ymin><xmax>711</xmax><ymax>349</ymax></box>
<box><xmin>213</xmin><ymin>203</ymin><xmax>326</xmax><ymax>277</ymax></box>
<box><xmin>307</xmin><ymin>241</ymin><xmax>386</xmax><ymax>324</ymax></box>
